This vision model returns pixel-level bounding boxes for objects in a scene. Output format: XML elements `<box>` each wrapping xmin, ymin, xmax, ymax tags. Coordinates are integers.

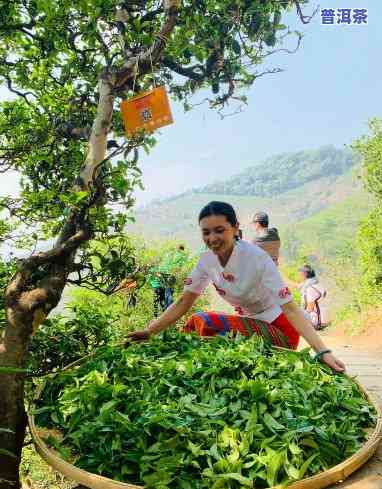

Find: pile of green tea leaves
<box><xmin>34</xmin><ymin>331</ymin><xmax>376</xmax><ymax>488</ymax></box>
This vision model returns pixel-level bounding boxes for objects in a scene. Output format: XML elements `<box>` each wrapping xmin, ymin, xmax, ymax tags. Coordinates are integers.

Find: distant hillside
<box><xmin>130</xmin><ymin>169</ymin><xmax>364</xmax><ymax>250</ymax></box>
<box><xmin>192</xmin><ymin>145</ymin><xmax>358</xmax><ymax>197</ymax></box>
<box><xmin>280</xmin><ymin>191</ymin><xmax>374</xmax><ymax>262</ymax></box>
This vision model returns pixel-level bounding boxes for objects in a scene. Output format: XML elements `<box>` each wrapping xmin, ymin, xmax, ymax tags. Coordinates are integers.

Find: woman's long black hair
<box><xmin>199</xmin><ymin>201</ymin><xmax>241</xmax><ymax>240</ymax></box>
<box><xmin>300</xmin><ymin>264</ymin><xmax>316</xmax><ymax>279</ymax></box>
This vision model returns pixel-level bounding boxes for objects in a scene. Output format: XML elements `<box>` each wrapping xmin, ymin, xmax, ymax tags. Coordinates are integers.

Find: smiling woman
<box><xmin>128</xmin><ymin>201</ymin><xmax>345</xmax><ymax>373</ymax></box>
<box><xmin>199</xmin><ymin>201</ymin><xmax>241</xmax><ymax>256</ymax></box>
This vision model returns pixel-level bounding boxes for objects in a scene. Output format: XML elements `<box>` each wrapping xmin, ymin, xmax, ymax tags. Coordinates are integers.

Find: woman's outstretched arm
<box><xmin>282</xmin><ymin>301</ymin><xmax>345</xmax><ymax>372</ymax></box>
<box><xmin>128</xmin><ymin>291</ymin><xmax>199</xmax><ymax>341</ymax></box>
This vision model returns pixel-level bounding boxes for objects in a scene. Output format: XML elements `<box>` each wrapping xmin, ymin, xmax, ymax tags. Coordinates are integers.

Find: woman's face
<box><xmin>199</xmin><ymin>214</ymin><xmax>238</xmax><ymax>255</ymax></box>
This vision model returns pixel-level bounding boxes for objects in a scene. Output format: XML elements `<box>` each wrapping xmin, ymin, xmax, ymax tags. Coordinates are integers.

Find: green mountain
<box><xmin>193</xmin><ymin>145</ymin><xmax>358</xmax><ymax>197</ymax></box>
<box><xmin>281</xmin><ymin>191</ymin><xmax>373</xmax><ymax>262</ymax></box>
<box><xmin>129</xmin><ymin>146</ymin><xmax>364</xmax><ymax>251</ymax></box>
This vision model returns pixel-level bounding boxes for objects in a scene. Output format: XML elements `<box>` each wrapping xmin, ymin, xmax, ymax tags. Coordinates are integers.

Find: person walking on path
<box><xmin>252</xmin><ymin>211</ymin><xmax>281</xmax><ymax>266</ymax></box>
<box><xmin>299</xmin><ymin>264</ymin><xmax>328</xmax><ymax>330</ymax></box>
<box><xmin>129</xmin><ymin>201</ymin><xmax>345</xmax><ymax>373</ymax></box>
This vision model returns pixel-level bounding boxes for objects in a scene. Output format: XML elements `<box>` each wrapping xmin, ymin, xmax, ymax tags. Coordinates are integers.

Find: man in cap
<box><xmin>252</xmin><ymin>211</ymin><xmax>281</xmax><ymax>266</ymax></box>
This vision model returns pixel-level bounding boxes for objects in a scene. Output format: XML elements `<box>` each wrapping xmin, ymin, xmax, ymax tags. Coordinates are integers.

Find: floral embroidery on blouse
<box><xmin>278</xmin><ymin>287</ymin><xmax>291</xmax><ymax>299</ymax></box>
<box><xmin>222</xmin><ymin>272</ymin><xmax>235</xmax><ymax>282</ymax></box>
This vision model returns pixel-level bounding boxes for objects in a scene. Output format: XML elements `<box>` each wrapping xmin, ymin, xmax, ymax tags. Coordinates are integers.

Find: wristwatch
<box><xmin>314</xmin><ymin>349</ymin><xmax>332</xmax><ymax>361</ymax></box>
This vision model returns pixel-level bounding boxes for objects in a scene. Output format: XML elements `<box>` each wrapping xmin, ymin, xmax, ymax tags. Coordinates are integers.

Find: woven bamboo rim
<box><xmin>29</xmin><ymin>378</ymin><xmax>382</xmax><ymax>489</ymax></box>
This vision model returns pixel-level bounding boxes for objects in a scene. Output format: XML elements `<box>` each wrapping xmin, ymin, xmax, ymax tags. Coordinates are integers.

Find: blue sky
<box><xmin>0</xmin><ymin>1</ymin><xmax>380</xmax><ymax>205</ymax></box>
<box><xmin>135</xmin><ymin>0</ymin><xmax>381</xmax><ymax>203</ymax></box>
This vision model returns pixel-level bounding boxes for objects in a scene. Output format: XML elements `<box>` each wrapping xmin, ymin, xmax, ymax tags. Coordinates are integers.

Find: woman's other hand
<box><xmin>126</xmin><ymin>292</ymin><xmax>198</xmax><ymax>344</ymax></box>
<box><xmin>127</xmin><ymin>329</ymin><xmax>151</xmax><ymax>343</ymax></box>
<box><xmin>127</xmin><ymin>319</ymin><xmax>159</xmax><ymax>343</ymax></box>
<box><xmin>321</xmin><ymin>352</ymin><xmax>346</xmax><ymax>372</ymax></box>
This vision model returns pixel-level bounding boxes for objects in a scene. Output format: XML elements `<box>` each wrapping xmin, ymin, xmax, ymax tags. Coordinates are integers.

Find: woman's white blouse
<box><xmin>183</xmin><ymin>240</ymin><xmax>292</xmax><ymax>323</ymax></box>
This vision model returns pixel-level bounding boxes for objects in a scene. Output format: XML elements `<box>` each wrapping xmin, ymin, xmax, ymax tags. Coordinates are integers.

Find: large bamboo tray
<box><xmin>29</xmin><ymin>379</ymin><xmax>382</xmax><ymax>489</ymax></box>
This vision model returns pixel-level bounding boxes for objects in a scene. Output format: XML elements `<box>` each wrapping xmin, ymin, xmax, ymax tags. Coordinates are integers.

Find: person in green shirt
<box><xmin>148</xmin><ymin>268</ymin><xmax>166</xmax><ymax>316</ymax></box>
<box><xmin>149</xmin><ymin>245</ymin><xmax>187</xmax><ymax>315</ymax></box>
<box><xmin>159</xmin><ymin>244</ymin><xmax>187</xmax><ymax>309</ymax></box>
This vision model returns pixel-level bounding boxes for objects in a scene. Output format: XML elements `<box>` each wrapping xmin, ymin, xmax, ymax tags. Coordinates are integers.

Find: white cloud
<box><xmin>0</xmin><ymin>171</ymin><xmax>20</xmax><ymax>198</ymax></box>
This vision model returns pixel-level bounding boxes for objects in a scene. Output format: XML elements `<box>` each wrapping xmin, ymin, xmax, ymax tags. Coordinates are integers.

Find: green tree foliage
<box><xmin>352</xmin><ymin>119</ymin><xmax>382</xmax><ymax>305</ymax></box>
<box><xmin>312</xmin><ymin>119</ymin><xmax>382</xmax><ymax>327</ymax></box>
<box><xmin>71</xmin><ymin>235</ymin><xmax>148</xmax><ymax>295</ymax></box>
<box><xmin>27</xmin><ymin>236</ymin><xmax>208</xmax><ymax>376</ymax></box>
<box><xmin>356</xmin><ymin>207</ymin><xmax>382</xmax><ymax>304</ymax></box>
<box><xmin>354</xmin><ymin>119</ymin><xmax>382</xmax><ymax>198</ymax></box>
<box><xmin>27</xmin><ymin>301</ymin><xmax>119</xmax><ymax>376</ymax></box>
<box><xmin>0</xmin><ymin>0</ymin><xmax>309</xmax><ymax>328</ymax></box>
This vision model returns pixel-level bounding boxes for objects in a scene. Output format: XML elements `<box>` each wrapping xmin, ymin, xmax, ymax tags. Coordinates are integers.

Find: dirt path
<box><xmin>316</xmin><ymin>329</ymin><xmax>382</xmax><ymax>488</ymax></box>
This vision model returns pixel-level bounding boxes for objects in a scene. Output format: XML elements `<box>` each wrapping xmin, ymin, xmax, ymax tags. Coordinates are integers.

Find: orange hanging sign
<box><xmin>120</xmin><ymin>86</ymin><xmax>174</xmax><ymax>137</ymax></box>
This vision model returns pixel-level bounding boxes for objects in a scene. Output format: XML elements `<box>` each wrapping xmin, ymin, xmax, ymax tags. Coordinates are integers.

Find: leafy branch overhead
<box><xmin>67</xmin><ymin>236</ymin><xmax>148</xmax><ymax>295</ymax></box>
<box><xmin>0</xmin><ymin>0</ymin><xmax>309</xmax><ymax>240</ymax></box>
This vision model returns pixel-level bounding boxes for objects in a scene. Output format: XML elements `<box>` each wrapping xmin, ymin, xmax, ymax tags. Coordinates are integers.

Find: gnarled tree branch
<box><xmin>114</xmin><ymin>0</ymin><xmax>181</xmax><ymax>90</ymax></box>
<box><xmin>162</xmin><ymin>57</ymin><xmax>205</xmax><ymax>81</ymax></box>
<box><xmin>24</xmin><ymin>229</ymin><xmax>91</xmax><ymax>269</ymax></box>
<box><xmin>293</xmin><ymin>0</ymin><xmax>319</xmax><ymax>24</ymax></box>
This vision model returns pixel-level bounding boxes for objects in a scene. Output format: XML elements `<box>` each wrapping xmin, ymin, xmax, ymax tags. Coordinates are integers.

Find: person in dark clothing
<box><xmin>149</xmin><ymin>245</ymin><xmax>188</xmax><ymax>316</ymax></box>
<box><xmin>252</xmin><ymin>211</ymin><xmax>281</xmax><ymax>266</ymax></box>
<box><xmin>153</xmin><ymin>285</ymin><xmax>167</xmax><ymax>316</ymax></box>
<box><xmin>148</xmin><ymin>269</ymin><xmax>166</xmax><ymax>316</ymax></box>
<box><xmin>160</xmin><ymin>244</ymin><xmax>187</xmax><ymax>309</ymax></box>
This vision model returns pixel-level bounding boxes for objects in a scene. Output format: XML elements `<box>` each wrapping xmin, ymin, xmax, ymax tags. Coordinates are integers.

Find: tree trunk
<box><xmin>0</xmin><ymin>270</ymin><xmax>66</xmax><ymax>489</ymax></box>
<box><xmin>0</xmin><ymin>77</ymin><xmax>115</xmax><ymax>489</ymax></box>
<box><xmin>0</xmin><ymin>372</ymin><xmax>27</xmax><ymax>489</ymax></box>
<box><xmin>0</xmin><ymin>0</ymin><xmax>179</xmax><ymax>481</ymax></box>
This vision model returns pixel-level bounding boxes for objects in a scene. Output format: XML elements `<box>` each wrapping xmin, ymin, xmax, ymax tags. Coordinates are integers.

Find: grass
<box><xmin>20</xmin><ymin>442</ymin><xmax>75</xmax><ymax>489</ymax></box>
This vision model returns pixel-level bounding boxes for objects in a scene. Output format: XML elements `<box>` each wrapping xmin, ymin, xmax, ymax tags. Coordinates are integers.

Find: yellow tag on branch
<box><xmin>121</xmin><ymin>86</ymin><xmax>174</xmax><ymax>137</ymax></box>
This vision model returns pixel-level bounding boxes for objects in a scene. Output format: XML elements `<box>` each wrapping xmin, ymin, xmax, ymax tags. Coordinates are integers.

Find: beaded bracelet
<box><xmin>314</xmin><ymin>349</ymin><xmax>332</xmax><ymax>361</ymax></box>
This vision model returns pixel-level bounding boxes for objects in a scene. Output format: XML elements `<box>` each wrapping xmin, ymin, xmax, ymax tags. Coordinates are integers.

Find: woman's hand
<box><xmin>127</xmin><ymin>320</ymin><xmax>157</xmax><ymax>342</ymax></box>
<box><xmin>127</xmin><ymin>329</ymin><xmax>151</xmax><ymax>343</ymax></box>
<box><xmin>126</xmin><ymin>292</ymin><xmax>198</xmax><ymax>344</ymax></box>
<box><xmin>321</xmin><ymin>352</ymin><xmax>346</xmax><ymax>372</ymax></box>
<box><xmin>281</xmin><ymin>302</ymin><xmax>346</xmax><ymax>373</ymax></box>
